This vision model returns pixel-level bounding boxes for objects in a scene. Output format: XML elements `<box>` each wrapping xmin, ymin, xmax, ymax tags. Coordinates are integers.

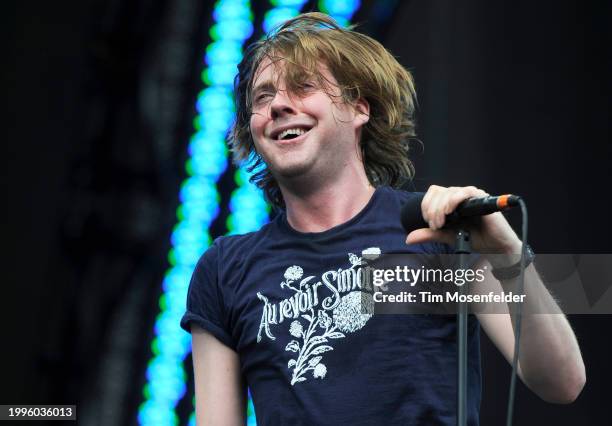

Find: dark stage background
<box><xmin>3</xmin><ymin>0</ymin><xmax>610</xmax><ymax>425</ymax></box>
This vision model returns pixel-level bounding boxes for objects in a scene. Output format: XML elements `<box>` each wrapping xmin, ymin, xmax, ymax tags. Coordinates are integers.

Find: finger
<box><xmin>427</xmin><ymin>192</ymin><xmax>444</xmax><ymax>230</ymax></box>
<box><xmin>435</xmin><ymin>187</ymin><xmax>459</xmax><ymax>229</ymax></box>
<box><xmin>447</xmin><ymin>186</ymin><xmax>488</xmax><ymax>214</ymax></box>
<box><xmin>406</xmin><ymin>228</ymin><xmax>455</xmax><ymax>246</ymax></box>
<box><xmin>421</xmin><ymin>185</ymin><xmax>441</xmax><ymax>228</ymax></box>
<box><xmin>431</xmin><ymin>186</ymin><xmax>463</xmax><ymax>230</ymax></box>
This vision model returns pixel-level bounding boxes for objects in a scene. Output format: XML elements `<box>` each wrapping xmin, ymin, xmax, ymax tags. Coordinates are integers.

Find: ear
<box><xmin>353</xmin><ymin>97</ymin><xmax>370</xmax><ymax>127</ymax></box>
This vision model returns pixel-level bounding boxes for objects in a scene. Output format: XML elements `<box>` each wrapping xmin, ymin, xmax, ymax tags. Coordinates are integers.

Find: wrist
<box><xmin>485</xmin><ymin>239</ymin><xmax>523</xmax><ymax>269</ymax></box>
<box><xmin>490</xmin><ymin>244</ymin><xmax>535</xmax><ymax>281</ymax></box>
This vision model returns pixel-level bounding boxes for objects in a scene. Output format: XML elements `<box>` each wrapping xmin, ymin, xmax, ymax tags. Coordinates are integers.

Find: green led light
<box><xmin>143</xmin><ymin>383</ymin><xmax>151</xmax><ymax>399</ymax></box>
<box><xmin>234</xmin><ymin>169</ymin><xmax>245</xmax><ymax>186</ymax></box>
<box><xmin>226</xmin><ymin>215</ymin><xmax>236</xmax><ymax>231</ymax></box>
<box><xmin>151</xmin><ymin>338</ymin><xmax>160</xmax><ymax>356</ymax></box>
<box><xmin>193</xmin><ymin>116</ymin><xmax>206</xmax><ymax>131</ymax></box>
<box><xmin>201</xmin><ymin>69</ymin><xmax>212</xmax><ymax>85</ymax></box>
<box><xmin>209</xmin><ymin>24</ymin><xmax>222</xmax><ymax>41</ymax></box>
<box><xmin>168</xmin><ymin>248</ymin><xmax>177</xmax><ymax>266</ymax></box>
<box><xmin>185</xmin><ymin>158</ymin><xmax>195</xmax><ymax>176</ymax></box>
<box><xmin>176</xmin><ymin>205</ymin><xmax>185</xmax><ymax>221</ymax></box>
<box><xmin>159</xmin><ymin>294</ymin><xmax>167</xmax><ymax>311</ymax></box>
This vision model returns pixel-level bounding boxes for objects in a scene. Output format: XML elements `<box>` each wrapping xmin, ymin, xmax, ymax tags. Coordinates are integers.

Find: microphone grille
<box><xmin>400</xmin><ymin>193</ymin><xmax>427</xmax><ymax>233</ymax></box>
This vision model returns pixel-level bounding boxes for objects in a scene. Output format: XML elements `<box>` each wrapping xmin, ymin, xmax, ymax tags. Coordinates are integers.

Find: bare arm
<box><xmin>406</xmin><ymin>184</ymin><xmax>586</xmax><ymax>404</ymax></box>
<box><xmin>191</xmin><ymin>325</ymin><xmax>246</xmax><ymax>426</ymax></box>
<box><xmin>476</xmin><ymin>262</ymin><xmax>586</xmax><ymax>404</ymax></box>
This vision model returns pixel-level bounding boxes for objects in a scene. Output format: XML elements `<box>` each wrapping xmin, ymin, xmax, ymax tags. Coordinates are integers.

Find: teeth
<box><xmin>278</xmin><ymin>128</ymin><xmax>307</xmax><ymax>140</ymax></box>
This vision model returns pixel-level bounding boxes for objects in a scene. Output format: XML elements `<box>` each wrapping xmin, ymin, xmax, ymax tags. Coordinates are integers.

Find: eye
<box><xmin>254</xmin><ymin>92</ymin><xmax>273</xmax><ymax>104</ymax></box>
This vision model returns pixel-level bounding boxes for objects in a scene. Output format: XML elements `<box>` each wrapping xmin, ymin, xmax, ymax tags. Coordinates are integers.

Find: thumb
<box><xmin>406</xmin><ymin>228</ymin><xmax>455</xmax><ymax>246</ymax></box>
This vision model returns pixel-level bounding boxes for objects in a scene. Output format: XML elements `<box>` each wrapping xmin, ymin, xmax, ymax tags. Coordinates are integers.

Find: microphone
<box><xmin>400</xmin><ymin>193</ymin><xmax>521</xmax><ymax>232</ymax></box>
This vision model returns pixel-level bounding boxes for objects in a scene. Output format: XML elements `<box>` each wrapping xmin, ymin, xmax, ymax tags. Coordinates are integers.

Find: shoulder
<box><xmin>198</xmin><ymin>219</ymin><xmax>277</xmax><ymax>267</ymax></box>
<box><xmin>216</xmin><ymin>220</ymin><xmax>275</xmax><ymax>253</ymax></box>
<box><xmin>189</xmin><ymin>221</ymin><xmax>277</xmax><ymax>299</ymax></box>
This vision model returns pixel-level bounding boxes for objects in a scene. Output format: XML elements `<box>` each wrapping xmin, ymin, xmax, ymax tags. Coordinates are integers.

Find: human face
<box><xmin>249</xmin><ymin>58</ymin><xmax>369</xmax><ymax>186</ymax></box>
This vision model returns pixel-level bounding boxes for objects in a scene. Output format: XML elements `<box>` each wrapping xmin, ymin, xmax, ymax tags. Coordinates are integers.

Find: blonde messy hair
<box><xmin>229</xmin><ymin>12</ymin><xmax>417</xmax><ymax>208</ymax></box>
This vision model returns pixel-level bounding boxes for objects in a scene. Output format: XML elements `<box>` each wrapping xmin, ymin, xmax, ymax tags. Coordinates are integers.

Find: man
<box><xmin>180</xmin><ymin>13</ymin><xmax>585</xmax><ymax>425</ymax></box>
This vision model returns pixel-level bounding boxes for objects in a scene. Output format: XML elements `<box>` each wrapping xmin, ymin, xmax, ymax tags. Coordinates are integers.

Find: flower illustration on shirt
<box><xmin>332</xmin><ymin>291</ymin><xmax>374</xmax><ymax>333</ymax></box>
<box><xmin>281</xmin><ymin>266</ymin><xmax>304</xmax><ymax>292</ymax></box>
<box><xmin>348</xmin><ymin>253</ymin><xmax>361</xmax><ymax>266</ymax></box>
<box><xmin>259</xmin><ymin>249</ymin><xmax>381</xmax><ymax>385</ymax></box>
<box><xmin>318</xmin><ymin>310</ymin><xmax>332</xmax><ymax>329</ymax></box>
<box><xmin>285</xmin><ymin>265</ymin><xmax>303</xmax><ymax>281</ymax></box>
<box><xmin>313</xmin><ymin>363</ymin><xmax>327</xmax><ymax>379</ymax></box>
<box><xmin>286</xmin><ymin>291</ymin><xmax>374</xmax><ymax>385</ymax></box>
<box><xmin>286</xmin><ymin>307</ymin><xmax>344</xmax><ymax>385</ymax></box>
<box><xmin>289</xmin><ymin>320</ymin><xmax>303</xmax><ymax>338</ymax></box>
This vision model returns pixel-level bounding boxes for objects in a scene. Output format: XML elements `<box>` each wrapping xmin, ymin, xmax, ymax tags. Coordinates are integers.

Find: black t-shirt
<box><xmin>181</xmin><ymin>186</ymin><xmax>481</xmax><ymax>425</ymax></box>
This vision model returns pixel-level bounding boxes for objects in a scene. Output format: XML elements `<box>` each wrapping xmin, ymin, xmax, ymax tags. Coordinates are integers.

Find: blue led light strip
<box><xmin>222</xmin><ymin>1</ymin><xmax>361</xmax><ymax>424</ymax></box>
<box><xmin>318</xmin><ymin>0</ymin><xmax>361</xmax><ymax>27</ymax></box>
<box><xmin>139</xmin><ymin>0</ymin><xmax>362</xmax><ymax>424</ymax></box>
<box><xmin>138</xmin><ymin>1</ymin><xmax>254</xmax><ymax>425</ymax></box>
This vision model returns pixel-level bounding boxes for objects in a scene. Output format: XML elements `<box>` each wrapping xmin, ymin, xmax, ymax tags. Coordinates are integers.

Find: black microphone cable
<box><xmin>505</xmin><ymin>198</ymin><xmax>528</xmax><ymax>426</ymax></box>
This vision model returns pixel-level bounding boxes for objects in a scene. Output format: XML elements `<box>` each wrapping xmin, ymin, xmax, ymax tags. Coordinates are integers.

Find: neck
<box><xmin>281</xmin><ymin>165</ymin><xmax>375</xmax><ymax>233</ymax></box>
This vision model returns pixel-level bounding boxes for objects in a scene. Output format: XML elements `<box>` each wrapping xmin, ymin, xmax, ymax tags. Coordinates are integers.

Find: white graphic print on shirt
<box><xmin>256</xmin><ymin>248</ymin><xmax>380</xmax><ymax>385</ymax></box>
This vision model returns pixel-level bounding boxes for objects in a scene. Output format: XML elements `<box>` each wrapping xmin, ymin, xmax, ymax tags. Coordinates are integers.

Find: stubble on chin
<box><xmin>267</xmin><ymin>155</ymin><xmax>315</xmax><ymax>180</ymax></box>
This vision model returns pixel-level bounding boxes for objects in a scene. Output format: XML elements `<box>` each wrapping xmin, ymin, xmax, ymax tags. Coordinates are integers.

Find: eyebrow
<box><xmin>251</xmin><ymin>81</ymin><xmax>276</xmax><ymax>98</ymax></box>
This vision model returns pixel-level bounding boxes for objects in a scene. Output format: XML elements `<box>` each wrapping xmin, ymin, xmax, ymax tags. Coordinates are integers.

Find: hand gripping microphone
<box><xmin>400</xmin><ymin>193</ymin><xmax>521</xmax><ymax>232</ymax></box>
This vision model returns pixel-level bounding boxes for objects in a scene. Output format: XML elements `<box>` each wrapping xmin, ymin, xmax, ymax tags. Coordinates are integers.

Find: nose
<box><xmin>269</xmin><ymin>90</ymin><xmax>296</xmax><ymax>120</ymax></box>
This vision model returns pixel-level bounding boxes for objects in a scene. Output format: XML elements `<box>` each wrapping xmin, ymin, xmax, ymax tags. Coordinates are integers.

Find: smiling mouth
<box><xmin>273</xmin><ymin>126</ymin><xmax>312</xmax><ymax>141</ymax></box>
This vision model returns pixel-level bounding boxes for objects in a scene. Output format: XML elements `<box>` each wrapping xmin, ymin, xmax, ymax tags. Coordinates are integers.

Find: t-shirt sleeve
<box><xmin>180</xmin><ymin>239</ymin><xmax>235</xmax><ymax>349</ymax></box>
